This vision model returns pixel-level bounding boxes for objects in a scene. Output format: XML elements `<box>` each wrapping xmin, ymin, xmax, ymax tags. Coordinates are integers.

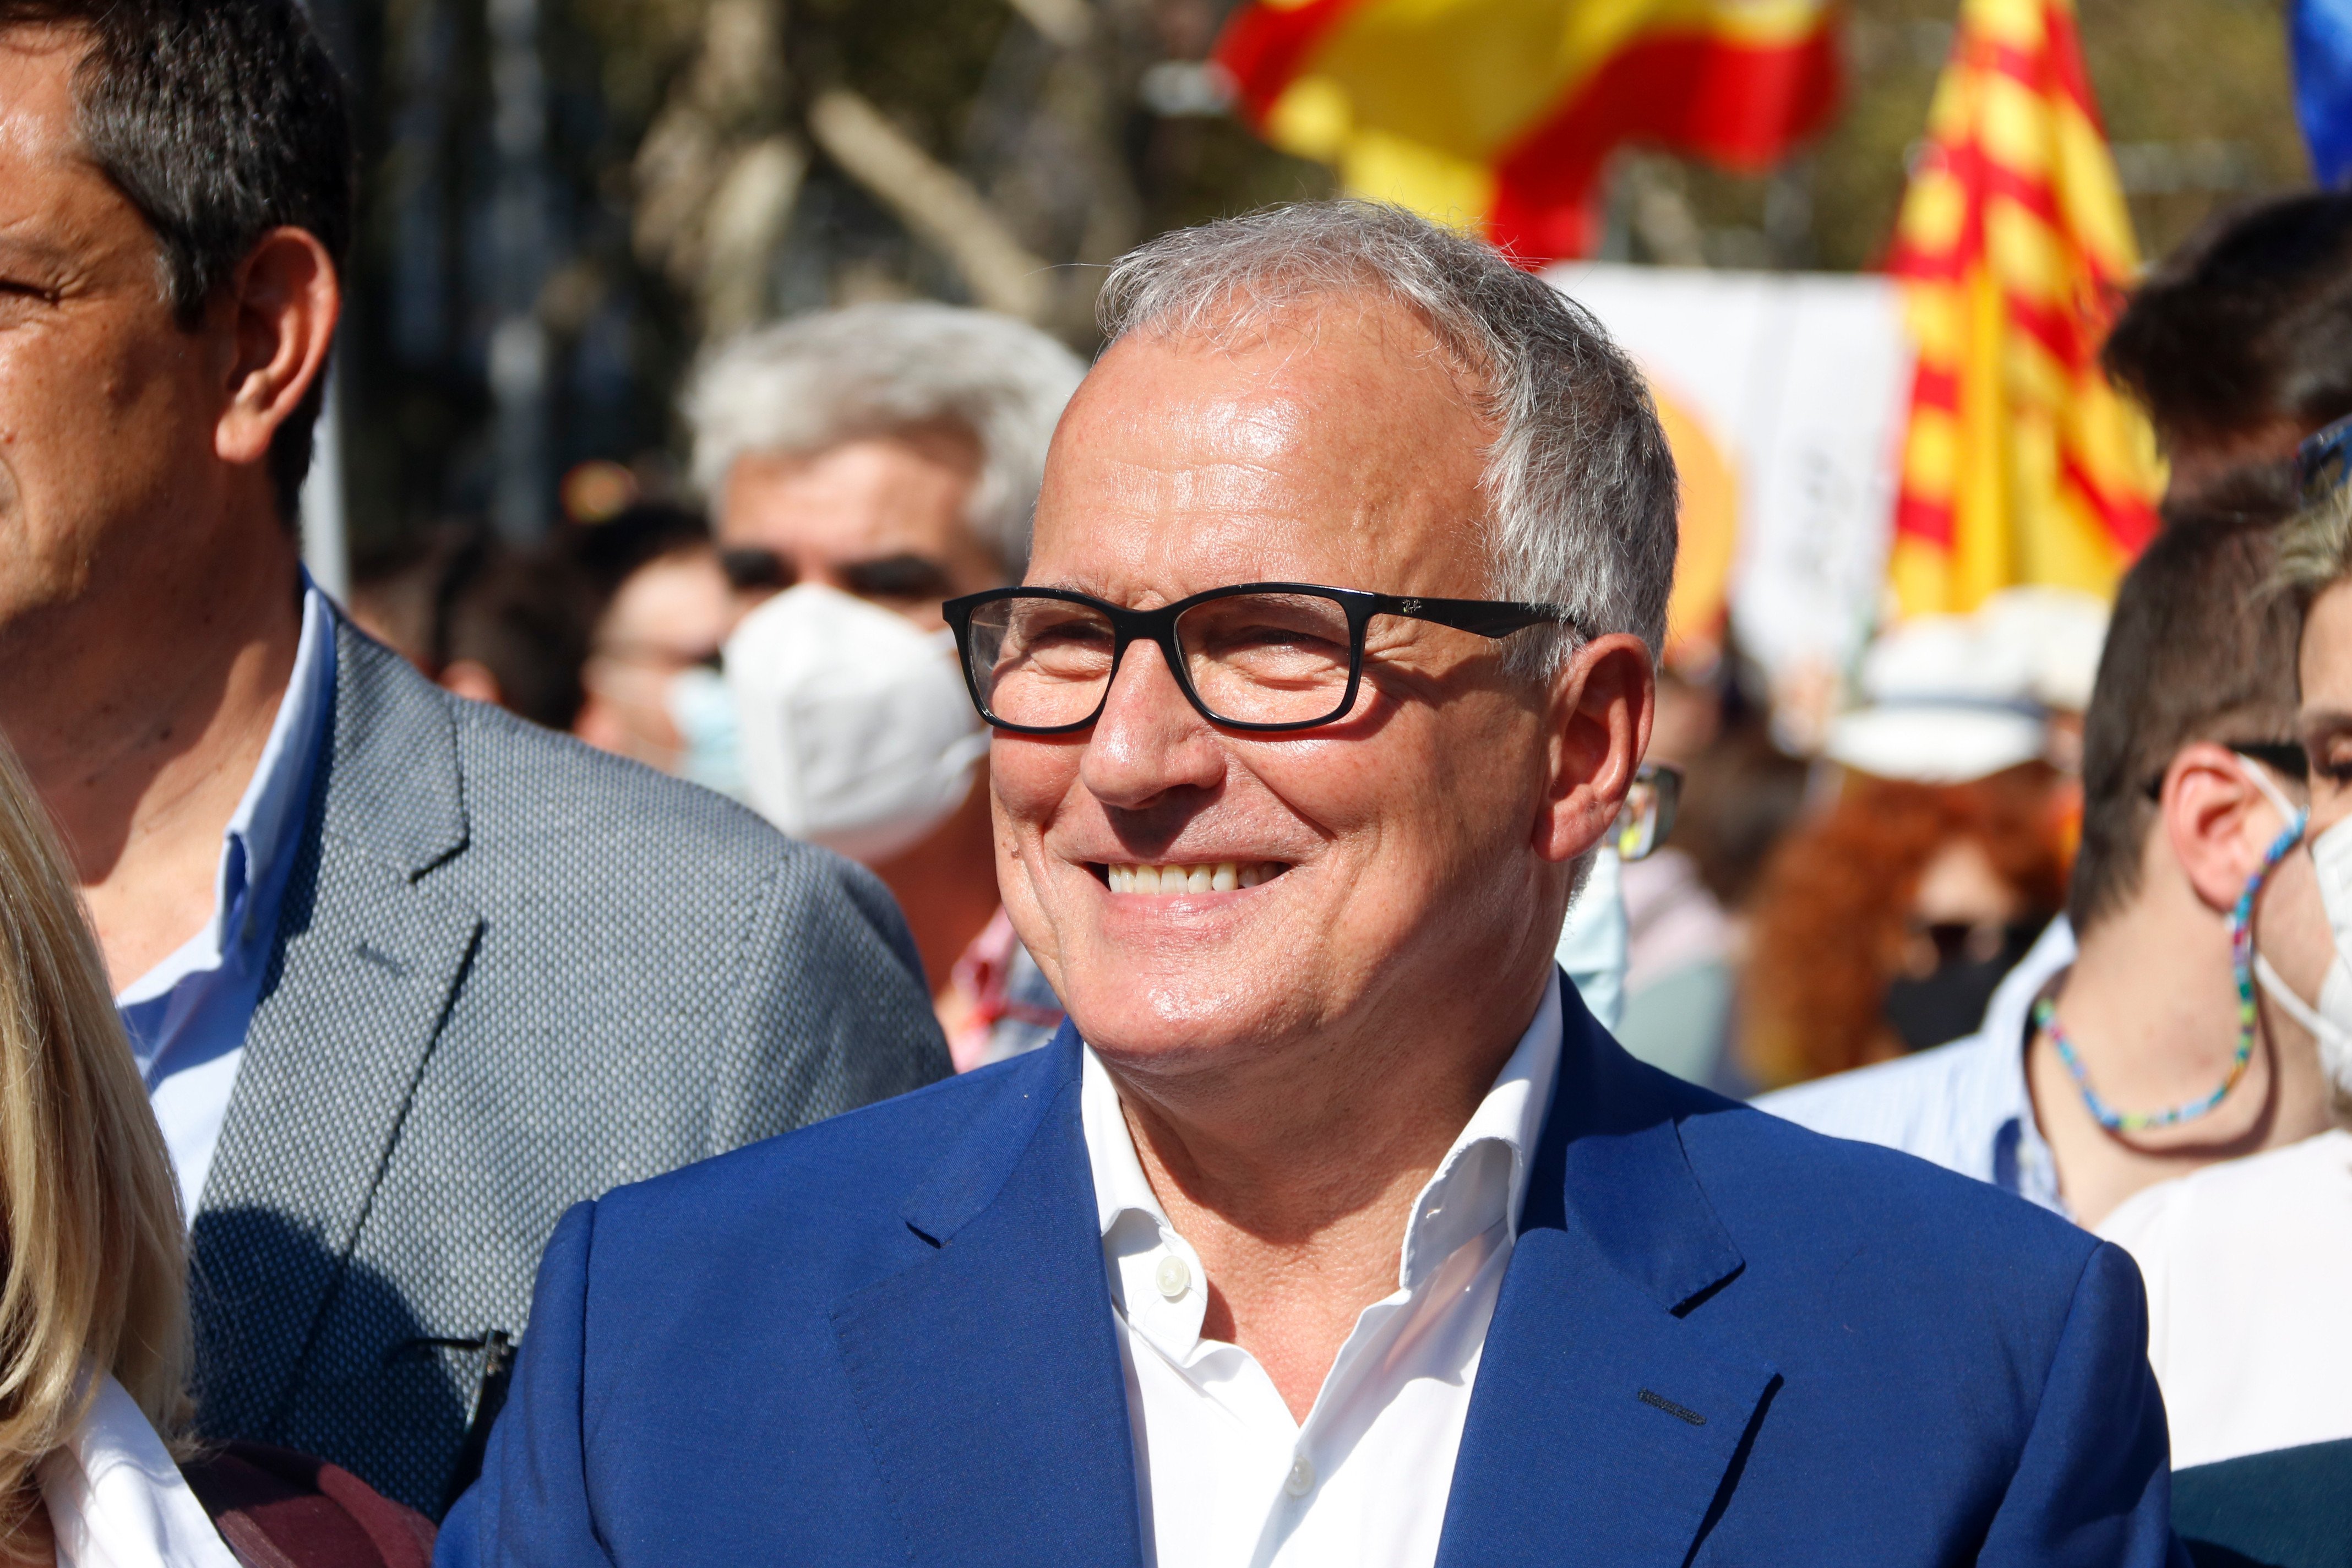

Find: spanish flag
<box><xmin>1885</xmin><ymin>0</ymin><xmax>2162</xmax><ymax>618</ymax></box>
<box><xmin>1213</xmin><ymin>0</ymin><xmax>1841</xmax><ymax>262</ymax></box>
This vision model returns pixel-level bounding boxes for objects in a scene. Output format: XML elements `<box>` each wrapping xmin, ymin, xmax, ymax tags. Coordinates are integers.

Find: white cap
<box><xmin>1974</xmin><ymin>587</ymin><xmax>2110</xmax><ymax>714</ymax></box>
<box><xmin>1824</xmin><ymin>612</ymin><xmax>2052</xmax><ymax>784</ymax></box>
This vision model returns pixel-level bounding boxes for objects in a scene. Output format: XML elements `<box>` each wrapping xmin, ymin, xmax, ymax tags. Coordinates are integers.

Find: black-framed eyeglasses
<box><xmin>941</xmin><ymin>582</ymin><xmax>1581</xmax><ymax>734</ymax></box>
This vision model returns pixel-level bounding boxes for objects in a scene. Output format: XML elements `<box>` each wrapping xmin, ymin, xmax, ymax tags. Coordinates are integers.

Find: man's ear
<box><xmin>2163</xmin><ymin>740</ymin><xmax>2291</xmax><ymax>913</ymax></box>
<box><xmin>1534</xmin><ymin>633</ymin><xmax>1654</xmax><ymax>864</ymax></box>
<box><xmin>213</xmin><ymin>226</ymin><xmax>340</xmax><ymax>469</ymax></box>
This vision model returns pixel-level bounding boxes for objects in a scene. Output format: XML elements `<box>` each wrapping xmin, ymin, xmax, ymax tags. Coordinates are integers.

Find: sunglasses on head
<box><xmin>2297</xmin><ymin>414</ymin><xmax>2352</xmax><ymax>501</ymax></box>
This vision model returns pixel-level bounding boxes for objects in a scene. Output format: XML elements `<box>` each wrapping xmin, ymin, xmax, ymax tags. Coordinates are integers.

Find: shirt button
<box><xmin>1285</xmin><ymin>1455</ymin><xmax>1315</xmax><ymax>1497</ymax></box>
<box><xmin>1155</xmin><ymin>1254</ymin><xmax>1191</xmax><ymax>1300</ymax></box>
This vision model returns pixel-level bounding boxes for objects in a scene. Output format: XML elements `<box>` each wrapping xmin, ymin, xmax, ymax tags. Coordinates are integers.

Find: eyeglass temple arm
<box><xmin>1368</xmin><ymin>594</ymin><xmax>1580</xmax><ymax>640</ymax></box>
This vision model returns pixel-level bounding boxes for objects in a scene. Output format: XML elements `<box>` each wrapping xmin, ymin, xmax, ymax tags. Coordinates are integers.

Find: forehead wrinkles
<box><xmin>1176</xmin><ymin>391</ymin><xmax>1299</xmax><ymax>466</ymax></box>
<box><xmin>0</xmin><ymin>30</ymin><xmax>143</xmax><ymax>282</ymax></box>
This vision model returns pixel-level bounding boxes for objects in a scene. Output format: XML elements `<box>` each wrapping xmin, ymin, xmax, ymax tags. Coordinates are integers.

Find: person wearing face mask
<box><xmin>560</xmin><ymin>503</ymin><xmax>771</xmax><ymax>792</ymax></box>
<box><xmin>682</xmin><ymin>306</ymin><xmax>1086</xmax><ymax>1066</ymax></box>
<box><xmin>1764</xmin><ymin>509</ymin><xmax>2339</xmax><ymax>1230</ymax></box>
<box><xmin>2088</xmin><ymin>455</ymin><xmax>2352</xmax><ymax>1525</ymax></box>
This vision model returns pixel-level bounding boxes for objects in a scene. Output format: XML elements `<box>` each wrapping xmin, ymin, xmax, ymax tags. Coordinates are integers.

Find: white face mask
<box><xmin>725</xmin><ymin>582</ymin><xmax>990</xmax><ymax>865</ymax></box>
<box><xmin>2266</xmin><ymin>813</ymin><xmax>2352</xmax><ymax>1090</ymax></box>
<box><xmin>2238</xmin><ymin>761</ymin><xmax>2352</xmax><ymax>1089</ymax></box>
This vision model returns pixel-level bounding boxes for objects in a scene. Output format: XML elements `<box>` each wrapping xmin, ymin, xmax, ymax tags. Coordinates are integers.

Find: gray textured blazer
<box><xmin>188</xmin><ymin>612</ymin><xmax>950</xmax><ymax>1515</ymax></box>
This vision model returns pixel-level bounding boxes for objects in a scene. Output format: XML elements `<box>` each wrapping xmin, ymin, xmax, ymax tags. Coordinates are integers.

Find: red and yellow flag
<box><xmin>1884</xmin><ymin>0</ymin><xmax>2162</xmax><ymax>618</ymax></box>
<box><xmin>1213</xmin><ymin>0</ymin><xmax>1841</xmax><ymax>262</ymax></box>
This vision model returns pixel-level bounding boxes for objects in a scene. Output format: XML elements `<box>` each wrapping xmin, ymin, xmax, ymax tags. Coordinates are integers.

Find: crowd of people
<box><xmin>6</xmin><ymin>0</ymin><xmax>2352</xmax><ymax>1565</ymax></box>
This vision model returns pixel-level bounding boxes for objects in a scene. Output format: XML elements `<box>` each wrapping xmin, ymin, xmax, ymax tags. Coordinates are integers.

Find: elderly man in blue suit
<box><xmin>442</xmin><ymin>202</ymin><xmax>2180</xmax><ymax>1567</ymax></box>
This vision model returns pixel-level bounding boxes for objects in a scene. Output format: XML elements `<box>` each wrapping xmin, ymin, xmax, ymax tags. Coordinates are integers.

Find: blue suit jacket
<box><xmin>441</xmin><ymin>987</ymin><xmax>2183</xmax><ymax>1566</ymax></box>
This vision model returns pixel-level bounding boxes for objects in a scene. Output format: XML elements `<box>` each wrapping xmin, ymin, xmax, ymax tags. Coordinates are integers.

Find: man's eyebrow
<box><xmin>2303</xmin><ymin>707</ymin><xmax>2352</xmax><ymax>734</ymax></box>
<box><xmin>837</xmin><ymin>552</ymin><xmax>955</xmax><ymax>596</ymax></box>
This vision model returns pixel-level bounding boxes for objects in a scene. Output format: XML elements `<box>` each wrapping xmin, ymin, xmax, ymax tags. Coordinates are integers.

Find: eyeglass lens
<box><xmin>965</xmin><ymin>591</ymin><xmax>1359</xmax><ymax>729</ymax></box>
<box><xmin>1611</xmin><ymin>765</ymin><xmax>1681</xmax><ymax>862</ymax></box>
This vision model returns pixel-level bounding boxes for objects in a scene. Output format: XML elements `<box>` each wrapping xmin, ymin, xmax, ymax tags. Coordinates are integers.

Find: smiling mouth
<box><xmin>1098</xmin><ymin>861</ymin><xmax>1289</xmax><ymax>894</ymax></box>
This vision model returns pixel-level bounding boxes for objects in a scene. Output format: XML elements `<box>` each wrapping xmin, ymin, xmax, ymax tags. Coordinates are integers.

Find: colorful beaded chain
<box><xmin>2035</xmin><ymin>813</ymin><xmax>2306</xmax><ymax>1134</ymax></box>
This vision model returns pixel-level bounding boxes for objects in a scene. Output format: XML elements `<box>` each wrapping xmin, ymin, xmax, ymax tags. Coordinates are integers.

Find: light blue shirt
<box><xmin>1755</xmin><ymin>916</ymin><xmax>2077</xmax><ymax>1217</ymax></box>
<box><xmin>116</xmin><ymin>580</ymin><xmax>336</xmax><ymax>1217</ymax></box>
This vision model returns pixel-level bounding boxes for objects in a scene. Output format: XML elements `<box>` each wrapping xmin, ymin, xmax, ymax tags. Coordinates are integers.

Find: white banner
<box><xmin>1543</xmin><ymin>262</ymin><xmax>1912</xmax><ymax>698</ymax></box>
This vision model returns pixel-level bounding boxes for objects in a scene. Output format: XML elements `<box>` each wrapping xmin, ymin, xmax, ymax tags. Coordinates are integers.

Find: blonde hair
<box><xmin>2278</xmin><ymin>476</ymin><xmax>2352</xmax><ymax>607</ymax></box>
<box><xmin>0</xmin><ymin>736</ymin><xmax>189</xmax><ymax>1512</ymax></box>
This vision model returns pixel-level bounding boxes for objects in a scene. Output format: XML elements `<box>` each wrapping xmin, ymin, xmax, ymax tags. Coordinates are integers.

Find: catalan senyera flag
<box><xmin>1884</xmin><ymin>0</ymin><xmax>2163</xmax><ymax>619</ymax></box>
<box><xmin>1212</xmin><ymin>0</ymin><xmax>1841</xmax><ymax>262</ymax></box>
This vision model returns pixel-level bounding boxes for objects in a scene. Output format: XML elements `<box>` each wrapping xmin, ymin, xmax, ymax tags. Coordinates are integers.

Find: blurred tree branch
<box><xmin>1003</xmin><ymin>0</ymin><xmax>1090</xmax><ymax>51</ymax></box>
<box><xmin>631</xmin><ymin>0</ymin><xmax>797</xmax><ymax>336</ymax></box>
<box><xmin>807</xmin><ymin>86</ymin><xmax>1053</xmax><ymax>322</ymax></box>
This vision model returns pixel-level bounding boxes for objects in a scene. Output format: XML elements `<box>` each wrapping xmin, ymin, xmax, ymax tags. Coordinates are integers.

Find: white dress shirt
<box><xmin>2098</xmin><ymin>1128</ymin><xmax>2352</xmax><ymax>1468</ymax></box>
<box><xmin>115</xmin><ymin>580</ymin><xmax>336</xmax><ymax>1217</ymax></box>
<box><xmin>37</xmin><ymin>1375</ymin><xmax>239</xmax><ymax>1568</ymax></box>
<box><xmin>1757</xmin><ymin>916</ymin><xmax>2076</xmax><ymax>1214</ymax></box>
<box><xmin>1081</xmin><ymin>973</ymin><xmax>1564</xmax><ymax>1568</ymax></box>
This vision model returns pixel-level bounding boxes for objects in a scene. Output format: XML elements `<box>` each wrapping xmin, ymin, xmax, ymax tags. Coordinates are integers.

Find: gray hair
<box><xmin>1097</xmin><ymin>200</ymin><xmax>1678</xmax><ymax>672</ymax></box>
<box><xmin>685</xmin><ymin>303</ymin><xmax>1087</xmax><ymax>575</ymax></box>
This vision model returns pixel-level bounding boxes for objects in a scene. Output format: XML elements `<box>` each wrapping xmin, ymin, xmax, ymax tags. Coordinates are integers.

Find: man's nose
<box><xmin>1079</xmin><ymin>638</ymin><xmax>1227</xmax><ymax>810</ymax></box>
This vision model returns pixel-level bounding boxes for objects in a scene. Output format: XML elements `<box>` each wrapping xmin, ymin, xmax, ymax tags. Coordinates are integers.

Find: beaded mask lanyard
<box><xmin>2033</xmin><ymin>811</ymin><xmax>2307</xmax><ymax>1133</ymax></box>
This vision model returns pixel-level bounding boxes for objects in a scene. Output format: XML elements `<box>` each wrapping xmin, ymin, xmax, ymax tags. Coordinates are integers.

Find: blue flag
<box><xmin>2295</xmin><ymin>0</ymin><xmax>2352</xmax><ymax>186</ymax></box>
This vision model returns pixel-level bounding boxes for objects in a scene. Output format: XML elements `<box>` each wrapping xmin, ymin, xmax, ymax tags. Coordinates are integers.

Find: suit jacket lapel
<box><xmin>1435</xmin><ymin>986</ymin><xmax>1779</xmax><ymax>1568</ymax></box>
<box><xmin>830</xmin><ymin>1029</ymin><xmax>1144</xmax><ymax>1568</ymax></box>
<box><xmin>192</xmin><ymin>620</ymin><xmax>482</xmax><ymax>1437</ymax></box>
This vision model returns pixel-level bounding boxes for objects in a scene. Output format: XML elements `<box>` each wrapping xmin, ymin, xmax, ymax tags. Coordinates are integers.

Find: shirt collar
<box><xmin>1080</xmin><ymin>970</ymin><xmax>1567</xmax><ymax>1294</ymax></box>
<box><xmin>38</xmin><ymin>1375</ymin><xmax>241</xmax><ymax>1568</ymax></box>
<box><xmin>116</xmin><ymin>578</ymin><xmax>337</xmax><ymax>1006</ymax></box>
<box><xmin>1978</xmin><ymin>916</ymin><xmax>2075</xmax><ymax>1213</ymax></box>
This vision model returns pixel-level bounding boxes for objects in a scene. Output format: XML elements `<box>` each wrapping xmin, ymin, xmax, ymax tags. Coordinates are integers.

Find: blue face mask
<box><xmin>665</xmin><ymin>666</ymin><xmax>743</xmax><ymax>799</ymax></box>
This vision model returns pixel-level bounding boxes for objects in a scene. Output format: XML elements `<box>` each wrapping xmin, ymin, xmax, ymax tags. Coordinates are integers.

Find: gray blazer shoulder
<box><xmin>190</xmin><ymin>612</ymin><xmax>949</xmax><ymax>1516</ymax></box>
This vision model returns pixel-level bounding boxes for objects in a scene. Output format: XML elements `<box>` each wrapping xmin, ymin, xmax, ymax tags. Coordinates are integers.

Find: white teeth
<box><xmin>1105</xmin><ymin>861</ymin><xmax>1283</xmax><ymax>894</ymax></box>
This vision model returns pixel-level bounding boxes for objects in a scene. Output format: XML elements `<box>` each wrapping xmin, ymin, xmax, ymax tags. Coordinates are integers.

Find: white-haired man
<box><xmin>443</xmin><ymin>204</ymin><xmax>2177</xmax><ymax>1567</ymax></box>
<box><xmin>687</xmin><ymin>304</ymin><xmax>1086</xmax><ymax>1063</ymax></box>
<box><xmin>687</xmin><ymin>301</ymin><xmax>1084</xmax><ymax>607</ymax></box>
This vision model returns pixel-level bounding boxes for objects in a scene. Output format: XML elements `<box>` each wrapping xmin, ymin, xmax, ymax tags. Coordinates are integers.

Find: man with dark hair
<box><xmin>2103</xmin><ymin>191</ymin><xmax>2352</xmax><ymax>506</ymax></box>
<box><xmin>2079</xmin><ymin>470</ymin><xmax>2352</xmax><ymax>1559</ymax></box>
<box><xmin>0</xmin><ymin>0</ymin><xmax>946</xmax><ymax>1517</ymax></box>
<box><xmin>1767</xmin><ymin>514</ymin><xmax>2340</xmax><ymax>1227</ymax></box>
